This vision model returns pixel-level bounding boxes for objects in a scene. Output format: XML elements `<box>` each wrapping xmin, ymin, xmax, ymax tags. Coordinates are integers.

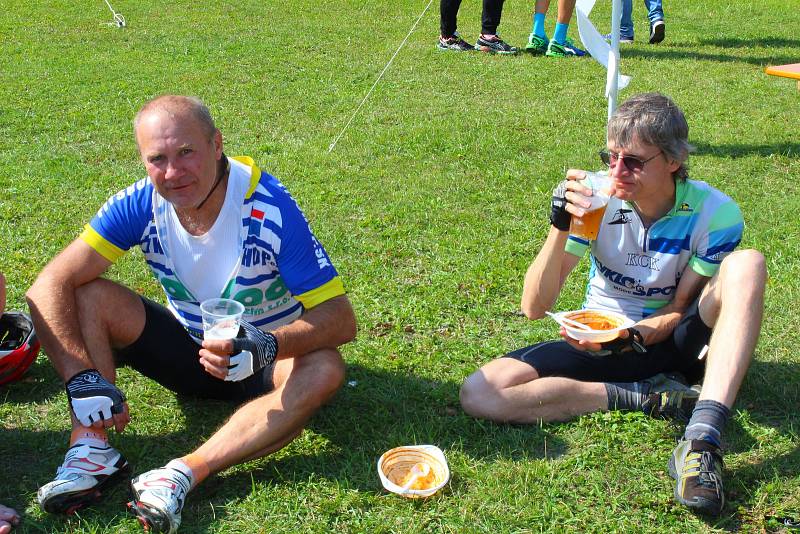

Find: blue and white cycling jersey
<box><xmin>81</xmin><ymin>156</ymin><xmax>345</xmax><ymax>338</ymax></box>
<box><xmin>565</xmin><ymin>179</ymin><xmax>743</xmax><ymax>321</ymax></box>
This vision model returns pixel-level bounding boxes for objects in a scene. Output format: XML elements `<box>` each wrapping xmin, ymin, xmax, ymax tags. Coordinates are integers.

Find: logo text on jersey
<box><xmin>625</xmin><ymin>253</ymin><xmax>661</xmax><ymax>271</ymax></box>
<box><xmin>608</xmin><ymin>209</ymin><xmax>633</xmax><ymax>225</ymax></box>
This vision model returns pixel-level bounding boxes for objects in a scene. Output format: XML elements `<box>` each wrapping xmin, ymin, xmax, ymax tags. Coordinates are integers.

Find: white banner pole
<box><xmin>607</xmin><ymin>0</ymin><xmax>622</xmax><ymax>125</ymax></box>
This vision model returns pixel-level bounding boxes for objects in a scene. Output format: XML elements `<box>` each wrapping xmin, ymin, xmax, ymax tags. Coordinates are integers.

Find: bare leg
<box><xmin>535</xmin><ymin>0</ymin><xmax>551</xmax><ymax>15</ymax></box>
<box><xmin>191</xmin><ymin>348</ymin><xmax>346</xmax><ymax>477</ymax></box>
<box><xmin>460</xmin><ymin>357</ymin><xmax>607</xmax><ymax>423</ymax></box>
<box><xmin>697</xmin><ymin>249</ymin><xmax>766</xmax><ymax>408</ymax></box>
<box><xmin>557</xmin><ymin>0</ymin><xmax>577</xmax><ymax>24</ymax></box>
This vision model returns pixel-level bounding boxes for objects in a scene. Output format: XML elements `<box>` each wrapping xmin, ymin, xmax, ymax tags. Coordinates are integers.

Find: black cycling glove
<box><xmin>226</xmin><ymin>320</ymin><xmax>279</xmax><ymax>382</ymax></box>
<box><xmin>550</xmin><ymin>180</ymin><xmax>571</xmax><ymax>231</ymax></box>
<box><xmin>65</xmin><ymin>369</ymin><xmax>126</xmax><ymax>426</ymax></box>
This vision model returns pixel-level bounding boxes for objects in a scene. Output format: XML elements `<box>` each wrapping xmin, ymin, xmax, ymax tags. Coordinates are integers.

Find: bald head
<box><xmin>133</xmin><ymin>95</ymin><xmax>217</xmax><ymax>146</ymax></box>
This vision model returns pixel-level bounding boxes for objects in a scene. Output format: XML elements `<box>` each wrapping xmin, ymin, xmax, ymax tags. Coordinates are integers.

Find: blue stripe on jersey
<box><xmin>251</xmin><ymin>301</ymin><xmax>303</xmax><ymax>326</ymax></box>
<box><xmin>250</xmin><ymin>191</ymin><xmax>274</xmax><ymax>204</ymax></box>
<box><xmin>146</xmin><ymin>260</ymin><xmax>174</xmax><ymax>276</ymax></box>
<box><xmin>649</xmin><ymin>235</ymin><xmax>691</xmax><ymax>254</ymax></box>
<box><xmin>171</xmin><ymin>305</ymin><xmax>202</xmax><ymax>324</ymax></box>
<box><xmin>244</xmin><ymin>235</ymin><xmax>278</xmax><ymax>255</ymax></box>
<box><xmin>236</xmin><ymin>271</ymin><xmax>280</xmax><ymax>286</ymax></box>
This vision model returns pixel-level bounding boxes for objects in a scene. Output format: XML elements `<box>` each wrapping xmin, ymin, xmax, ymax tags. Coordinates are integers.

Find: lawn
<box><xmin>1</xmin><ymin>0</ymin><xmax>798</xmax><ymax>532</ymax></box>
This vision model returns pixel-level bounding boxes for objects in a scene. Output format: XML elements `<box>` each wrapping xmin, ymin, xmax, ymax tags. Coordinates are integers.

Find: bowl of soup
<box><xmin>556</xmin><ymin>309</ymin><xmax>633</xmax><ymax>343</ymax></box>
<box><xmin>378</xmin><ymin>445</ymin><xmax>450</xmax><ymax>498</ymax></box>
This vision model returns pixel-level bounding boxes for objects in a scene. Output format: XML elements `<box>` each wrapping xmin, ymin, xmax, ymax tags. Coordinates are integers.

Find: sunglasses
<box><xmin>599</xmin><ymin>149</ymin><xmax>662</xmax><ymax>173</ymax></box>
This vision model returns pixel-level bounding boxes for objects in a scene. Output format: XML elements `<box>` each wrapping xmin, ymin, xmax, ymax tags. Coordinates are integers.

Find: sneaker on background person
<box><xmin>475</xmin><ymin>34</ymin><xmax>518</xmax><ymax>54</ymax></box>
<box><xmin>546</xmin><ymin>36</ymin><xmax>587</xmax><ymax>57</ymax></box>
<box><xmin>525</xmin><ymin>33</ymin><xmax>549</xmax><ymax>54</ymax></box>
<box><xmin>128</xmin><ymin>460</ymin><xmax>193</xmax><ymax>534</ymax></box>
<box><xmin>602</xmin><ymin>32</ymin><xmax>634</xmax><ymax>44</ymax></box>
<box><xmin>37</xmin><ymin>443</ymin><xmax>130</xmax><ymax>514</ymax></box>
<box><xmin>649</xmin><ymin>20</ymin><xmax>665</xmax><ymax>44</ymax></box>
<box><xmin>438</xmin><ymin>32</ymin><xmax>475</xmax><ymax>51</ymax></box>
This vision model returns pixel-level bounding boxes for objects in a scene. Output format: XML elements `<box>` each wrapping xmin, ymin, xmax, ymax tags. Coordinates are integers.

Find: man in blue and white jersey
<box><xmin>27</xmin><ymin>95</ymin><xmax>356</xmax><ymax>532</ymax></box>
<box><xmin>460</xmin><ymin>93</ymin><xmax>766</xmax><ymax>517</ymax></box>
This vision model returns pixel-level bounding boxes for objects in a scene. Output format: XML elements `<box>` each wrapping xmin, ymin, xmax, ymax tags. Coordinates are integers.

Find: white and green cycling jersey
<box><xmin>565</xmin><ymin>178</ymin><xmax>743</xmax><ymax>321</ymax></box>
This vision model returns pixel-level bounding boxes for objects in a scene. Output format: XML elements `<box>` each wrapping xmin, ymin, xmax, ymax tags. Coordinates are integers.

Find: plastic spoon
<box><xmin>545</xmin><ymin>311</ymin><xmax>592</xmax><ymax>331</ymax></box>
<box><xmin>400</xmin><ymin>462</ymin><xmax>431</xmax><ymax>493</ymax></box>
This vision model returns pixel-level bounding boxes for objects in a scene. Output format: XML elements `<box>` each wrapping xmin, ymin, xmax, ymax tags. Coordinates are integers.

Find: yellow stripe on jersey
<box><xmin>294</xmin><ymin>277</ymin><xmax>346</xmax><ymax>309</ymax></box>
<box><xmin>231</xmin><ymin>156</ymin><xmax>262</xmax><ymax>200</ymax></box>
<box><xmin>79</xmin><ymin>225</ymin><xmax>126</xmax><ymax>263</ymax></box>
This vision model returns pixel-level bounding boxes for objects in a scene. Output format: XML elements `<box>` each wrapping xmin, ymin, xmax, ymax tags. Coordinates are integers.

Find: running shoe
<box><xmin>641</xmin><ymin>372</ymin><xmax>700</xmax><ymax>421</ymax></box>
<box><xmin>475</xmin><ymin>34</ymin><xmax>518</xmax><ymax>54</ymax></box>
<box><xmin>649</xmin><ymin>20</ymin><xmax>665</xmax><ymax>44</ymax></box>
<box><xmin>128</xmin><ymin>461</ymin><xmax>192</xmax><ymax>534</ymax></box>
<box><xmin>546</xmin><ymin>37</ymin><xmax>588</xmax><ymax>57</ymax></box>
<box><xmin>602</xmin><ymin>33</ymin><xmax>634</xmax><ymax>44</ymax></box>
<box><xmin>38</xmin><ymin>443</ymin><xmax>130</xmax><ymax>514</ymax></box>
<box><xmin>438</xmin><ymin>32</ymin><xmax>475</xmax><ymax>51</ymax></box>
<box><xmin>668</xmin><ymin>439</ymin><xmax>725</xmax><ymax>516</ymax></box>
<box><xmin>524</xmin><ymin>34</ymin><xmax>549</xmax><ymax>54</ymax></box>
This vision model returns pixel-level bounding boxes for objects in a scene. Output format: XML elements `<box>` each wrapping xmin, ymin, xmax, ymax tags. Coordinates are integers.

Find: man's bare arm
<box><xmin>521</xmin><ymin>227</ymin><xmax>582</xmax><ymax>319</ymax></box>
<box><xmin>633</xmin><ymin>268</ymin><xmax>709</xmax><ymax>345</ymax></box>
<box><xmin>26</xmin><ymin>239</ymin><xmax>113</xmax><ymax>380</ymax></box>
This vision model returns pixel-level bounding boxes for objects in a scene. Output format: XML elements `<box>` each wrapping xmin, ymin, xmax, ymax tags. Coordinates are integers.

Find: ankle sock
<box><xmin>176</xmin><ymin>454</ymin><xmax>210</xmax><ymax>489</ymax></box>
<box><xmin>684</xmin><ymin>399</ymin><xmax>730</xmax><ymax>447</ymax></box>
<box><xmin>553</xmin><ymin>22</ymin><xmax>569</xmax><ymax>44</ymax></box>
<box><xmin>605</xmin><ymin>380</ymin><xmax>649</xmax><ymax>411</ymax></box>
<box><xmin>70</xmin><ymin>427</ymin><xmax>108</xmax><ymax>448</ymax></box>
<box><xmin>532</xmin><ymin>13</ymin><xmax>546</xmax><ymax>38</ymax></box>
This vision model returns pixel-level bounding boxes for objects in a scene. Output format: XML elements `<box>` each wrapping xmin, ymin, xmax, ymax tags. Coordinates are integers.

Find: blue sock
<box><xmin>553</xmin><ymin>22</ymin><xmax>569</xmax><ymax>44</ymax></box>
<box><xmin>684</xmin><ymin>399</ymin><xmax>730</xmax><ymax>447</ymax></box>
<box><xmin>532</xmin><ymin>13</ymin><xmax>547</xmax><ymax>39</ymax></box>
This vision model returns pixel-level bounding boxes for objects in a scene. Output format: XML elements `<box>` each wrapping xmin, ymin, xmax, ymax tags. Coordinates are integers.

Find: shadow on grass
<box><xmin>696</xmin><ymin>37</ymin><xmax>800</xmax><ymax>49</ymax></box>
<box><xmin>692</xmin><ymin>141</ymin><xmax>800</xmax><ymax>159</ymax></box>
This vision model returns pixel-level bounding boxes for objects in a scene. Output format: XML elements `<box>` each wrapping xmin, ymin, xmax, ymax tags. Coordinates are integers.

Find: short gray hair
<box><xmin>133</xmin><ymin>95</ymin><xmax>217</xmax><ymax>142</ymax></box>
<box><xmin>607</xmin><ymin>93</ymin><xmax>693</xmax><ymax>181</ymax></box>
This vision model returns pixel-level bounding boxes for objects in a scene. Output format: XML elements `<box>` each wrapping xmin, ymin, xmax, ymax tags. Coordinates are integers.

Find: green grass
<box><xmin>1</xmin><ymin>0</ymin><xmax>799</xmax><ymax>532</ymax></box>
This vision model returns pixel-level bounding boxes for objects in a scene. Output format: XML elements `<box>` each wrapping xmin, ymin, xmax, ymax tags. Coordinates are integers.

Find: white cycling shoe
<box><xmin>128</xmin><ymin>460</ymin><xmax>192</xmax><ymax>534</ymax></box>
<box><xmin>38</xmin><ymin>443</ymin><xmax>130</xmax><ymax>514</ymax></box>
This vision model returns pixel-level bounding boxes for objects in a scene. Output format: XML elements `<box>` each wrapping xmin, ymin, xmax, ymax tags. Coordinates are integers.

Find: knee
<box><xmin>720</xmin><ymin>249</ymin><xmax>767</xmax><ymax>290</ymax></box>
<box><xmin>459</xmin><ymin>371</ymin><xmax>496</xmax><ymax>420</ymax></box>
<box><xmin>304</xmin><ymin>348</ymin><xmax>346</xmax><ymax>401</ymax></box>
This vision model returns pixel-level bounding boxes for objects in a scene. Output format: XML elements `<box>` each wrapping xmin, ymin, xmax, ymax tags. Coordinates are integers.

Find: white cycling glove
<box><xmin>65</xmin><ymin>369</ymin><xmax>126</xmax><ymax>426</ymax></box>
<box><xmin>225</xmin><ymin>320</ymin><xmax>279</xmax><ymax>382</ymax></box>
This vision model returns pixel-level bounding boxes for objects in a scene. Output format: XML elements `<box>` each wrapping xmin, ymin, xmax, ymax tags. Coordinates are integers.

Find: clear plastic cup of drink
<box><xmin>569</xmin><ymin>172</ymin><xmax>612</xmax><ymax>240</ymax></box>
<box><xmin>200</xmin><ymin>298</ymin><xmax>245</xmax><ymax>340</ymax></box>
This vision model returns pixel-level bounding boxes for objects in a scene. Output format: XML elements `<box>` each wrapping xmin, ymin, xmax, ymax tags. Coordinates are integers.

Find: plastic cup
<box><xmin>200</xmin><ymin>298</ymin><xmax>244</xmax><ymax>340</ymax></box>
<box><xmin>569</xmin><ymin>172</ymin><xmax>612</xmax><ymax>240</ymax></box>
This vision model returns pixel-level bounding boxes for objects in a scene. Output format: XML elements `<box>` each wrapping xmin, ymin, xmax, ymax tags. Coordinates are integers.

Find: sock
<box><xmin>553</xmin><ymin>22</ymin><xmax>569</xmax><ymax>44</ymax></box>
<box><xmin>605</xmin><ymin>380</ymin><xmax>649</xmax><ymax>411</ymax></box>
<box><xmin>176</xmin><ymin>454</ymin><xmax>210</xmax><ymax>489</ymax></box>
<box><xmin>70</xmin><ymin>427</ymin><xmax>108</xmax><ymax>448</ymax></box>
<box><xmin>532</xmin><ymin>13</ymin><xmax>547</xmax><ymax>38</ymax></box>
<box><xmin>683</xmin><ymin>399</ymin><xmax>730</xmax><ymax>447</ymax></box>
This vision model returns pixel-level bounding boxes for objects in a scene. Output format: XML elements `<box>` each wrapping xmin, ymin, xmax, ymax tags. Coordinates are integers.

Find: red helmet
<box><xmin>0</xmin><ymin>312</ymin><xmax>40</xmax><ymax>386</ymax></box>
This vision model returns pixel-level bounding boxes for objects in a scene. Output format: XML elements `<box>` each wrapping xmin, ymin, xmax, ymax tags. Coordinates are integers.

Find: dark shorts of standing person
<box><xmin>114</xmin><ymin>296</ymin><xmax>275</xmax><ymax>402</ymax></box>
<box><xmin>505</xmin><ymin>297</ymin><xmax>711</xmax><ymax>384</ymax></box>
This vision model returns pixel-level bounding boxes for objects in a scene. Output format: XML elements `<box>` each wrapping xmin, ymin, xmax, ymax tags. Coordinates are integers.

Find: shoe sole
<box><xmin>40</xmin><ymin>463</ymin><xmax>131</xmax><ymax>514</ymax></box>
<box><xmin>476</xmin><ymin>45</ymin><xmax>517</xmax><ymax>55</ymax></box>
<box><xmin>649</xmin><ymin>22</ymin><xmax>665</xmax><ymax>44</ymax></box>
<box><xmin>667</xmin><ymin>454</ymin><xmax>724</xmax><ymax>515</ymax></box>
<box><xmin>128</xmin><ymin>499</ymin><xmax>178</xmax><ymax>534</ymax></box>
<box><xmin>524</xmin><ymin>46</ymin><xmax>547</xmax><ymax>55</ymax></box>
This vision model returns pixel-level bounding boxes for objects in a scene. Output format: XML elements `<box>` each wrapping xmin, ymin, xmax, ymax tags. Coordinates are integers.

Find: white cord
<box><xmin>327</xmin><ymin>0</ymin><xmax>434</xmax><ymax>153</ymax></box>
<box><xmin>103</xmin><ymin>0</ymin><xmax>126</xmax><ymax>27</ymax></box>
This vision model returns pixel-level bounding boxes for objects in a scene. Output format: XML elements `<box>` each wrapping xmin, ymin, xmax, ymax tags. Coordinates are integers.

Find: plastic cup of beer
<box><xmin>200</xmin><ymin>298</ymin><xmax>244</xmax><ymax>340</ymax></box>
<box><xmin>569</xmin><ymin>172</ymin><xmax>612</xmax><ymax>240</ymax></box>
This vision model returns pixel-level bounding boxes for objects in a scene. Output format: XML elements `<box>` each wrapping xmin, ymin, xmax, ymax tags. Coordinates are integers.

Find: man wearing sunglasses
<box><xmin>460</xmin><ymin>92</ymin><xmax>766</xmax><ymax>517</ymax></box>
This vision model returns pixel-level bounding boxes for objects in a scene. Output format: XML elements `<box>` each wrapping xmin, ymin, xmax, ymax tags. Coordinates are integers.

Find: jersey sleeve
<box><xmin>80</xmin><ymin>178</ymin><xmax>153</xmax><ymax>263</ymax></box>
<box><xmin>270</xmin><ymin>183</ymin><xmax>344</xmax><ymax>309</ymax></box>
<box><xmin>688</xmin><ymin>199</ymin><xmax>744</xmax><ymax>277</ymax></box>
<box><xmin>565</xmin><ymin>234</ymin><xmax>590</xmax><ymax>258</ymax></box>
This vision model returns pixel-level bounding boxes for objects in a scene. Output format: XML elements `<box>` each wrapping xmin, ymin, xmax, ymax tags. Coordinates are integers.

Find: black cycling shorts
<box><xmin>505</xmin><ymin>297</ymin><xmax>711</xmax><ymax>384</ymax></box>
<box><xmin>114</xmin><ymin>296</ymin><xmax>275</xmax><ymax>402</ymax></box>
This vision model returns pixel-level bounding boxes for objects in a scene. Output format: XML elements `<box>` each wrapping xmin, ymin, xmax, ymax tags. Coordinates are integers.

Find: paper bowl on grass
<box><xmin>556</xmin><ymin>309</ymin><xmax>633</xmax><ymax>343</ymax></box>
<box><xmin>378</xmin><ymin>445</ymin><xmax>450</xmax><ymax>498</ymax></box>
